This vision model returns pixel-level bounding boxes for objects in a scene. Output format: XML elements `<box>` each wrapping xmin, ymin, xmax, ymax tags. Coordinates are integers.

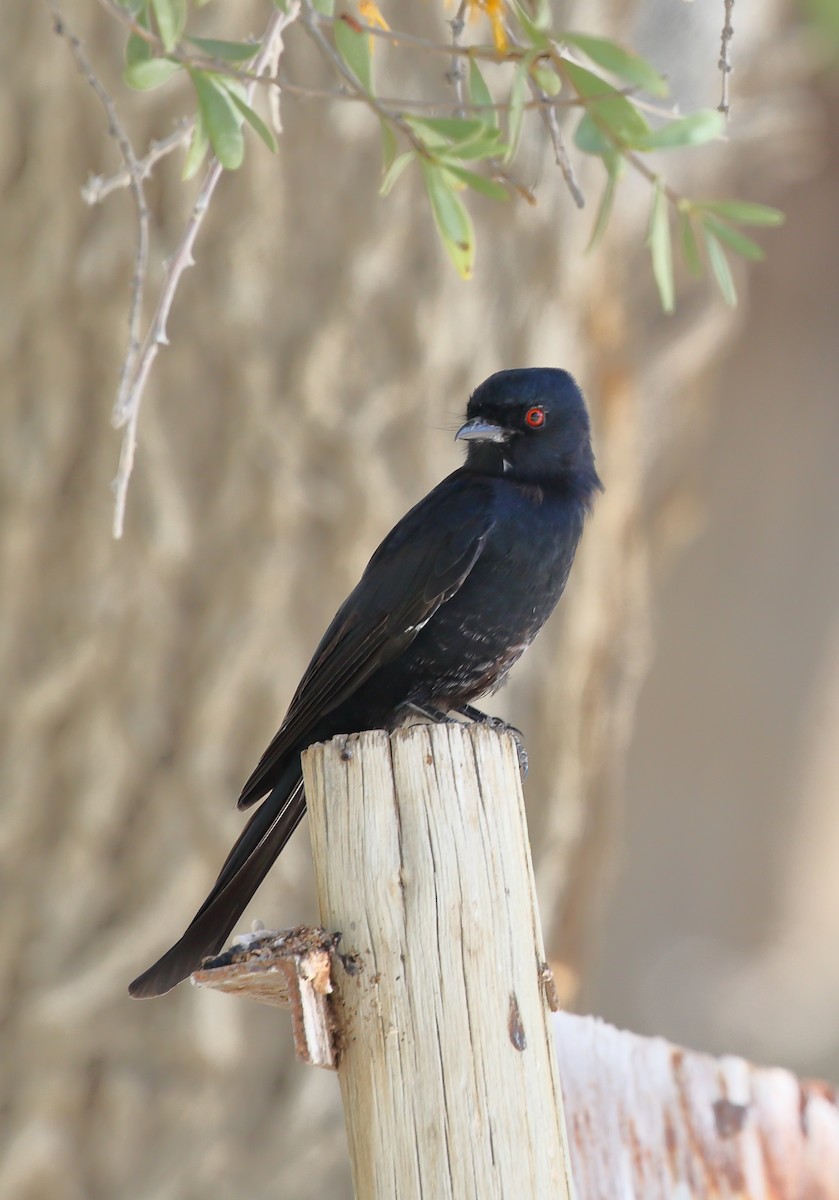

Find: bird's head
<box><xmin>456</xmin><ymin>368</ymin><xmax>602</xmax><ymax>501</ymax></box>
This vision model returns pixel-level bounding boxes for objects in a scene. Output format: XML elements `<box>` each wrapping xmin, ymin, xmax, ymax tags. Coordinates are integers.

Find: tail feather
<box><xmin>128</xmin><ymin>771</ymin><xmax>306</xmax><ymax>998</ymax></box>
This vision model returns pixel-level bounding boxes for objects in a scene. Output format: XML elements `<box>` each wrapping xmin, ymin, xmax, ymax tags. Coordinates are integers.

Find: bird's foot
<box><xmin>452</xmin><ymin>705</ymin><xmax>529</xmax><ymax>780</ymax></box>
<box><xmin>395</xmin><ymin>701</ymin><xmax>455</xmax><ymax>726</ymax></box>
<box><xmin>395</xmin><ymin>702</ymin><xmax>528</xmax><ymax>779</ymax></box>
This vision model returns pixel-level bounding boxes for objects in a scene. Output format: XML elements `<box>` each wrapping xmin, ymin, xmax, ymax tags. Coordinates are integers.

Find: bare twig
<box><xmin>718</xmin><ymin>0</ymin><xmax>735</xmax><ymax>117</ymax></box>
<box><xmin>110</xmin><ymin>4</ymin><xmax>301</xmax><ymax>538</ymax></box>
<box><xmin>530</xmin><ymin>78</ymin><xmax>585</xmax><ymax>208</ymax></box>
<box><xmin>448</xmin><ymin>1</ymin><xmax>469</xmax><ymax>116</ymax></box>
<box><xmin>45</xmin><ymin>0</ymin><xmax>150</xmax><ymax>452</ymax></box>
<box><xmin>82</xmin><ymin>121</ymin><xmax>193</xmax><ymax>206</ymax></box>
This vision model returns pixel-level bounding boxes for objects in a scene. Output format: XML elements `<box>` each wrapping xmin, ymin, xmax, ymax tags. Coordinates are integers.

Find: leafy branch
<box><xmin>50</xmin><ymin>0</ymin><xmax>784</xmax><ymax>534</ymax></box>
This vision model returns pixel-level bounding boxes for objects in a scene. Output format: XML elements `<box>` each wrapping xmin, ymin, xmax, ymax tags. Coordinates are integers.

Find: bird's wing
<box><xmin>237</xmin><ymin>472</ymin><xmax>495</xmax><ymax>808</ymax></box>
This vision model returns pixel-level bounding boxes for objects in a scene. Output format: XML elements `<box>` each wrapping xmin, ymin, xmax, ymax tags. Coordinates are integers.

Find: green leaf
<box><xmin>677</xmin><ymin>209</ymin><xmax>703</xmax><ymax>277</ymax></box>
<box><xmin>119</xmin><ymin>0</ymin><xmax>149</xmax><ymax>15</ymax></box>
<box><xmin>381</xmin><ymin>120</ymin><xmax>397</xmax><ymax>171</ymax></box>
<box><xmin>512</xmin><ymin>1</ymin><xmax>551</xmax><ymax>46</ymax></box>
<box><xmin>701</xmin><ymin>216</ymin><xmax>764</xmax><ymax>261</ymax></box>
<box><xmin>443</xmin><ymin>135</ymin><xmax>505</xmax><ymax>162</ymax></box>
<box><xmin>563</xmin><ymin>33</ymin><xmax>668</xmax><ymax>98</ymax></box>
<box><xmin>504</xmin><ymin>61</ymin><xmax>528</xmax><ymax>164</ymax></box>
<box><xmin>406</xmin><ymin>116</ymin><xmax>489</xmax><ymax>144</ymax></box>
<box><xmin>704</xmin><ymin>228</ymin><xmax>737</xmax><ymax>306</ymax></box>
<box><xmin>574</xmin><ymin>111</ymin><xmax>613</xmax><ymax>156</ymax></box>
<box><xmin>696</xmin><ymin>200</ymin><xmax>785</xmax><ymax>226</ymax></box>
<box><xmin>312</xmin><ymin>0</ymin><xmax>334</xmax><ymax>13</ymax></box>
<box><xmin>334</xmin><ymin>16</ymin><xmax>372</xmax><ymax>93</ymax></box>
<box><xmin>633</xmin><ymin>109</ymin><xmax>725</xmax><ymax>151</ymax></box>
<box><xmin>405</xmin><ymin>116</ymin><xmax>504</xmax><ymax>161</ymax></box>
<box><xmin>421</xmin><ymin>162</ymin><xmax>475</xmax><ymax>280</ymax></box>
<box><xmin>186</xmin><ymin>36</ymin><xmax>260</xmax><ymax>63</ymax></box>
<box><xmin>123</xmin><ymin>56</ymin><xmax>181</xmax><ymax>90</ymax></box>
<box><xmin>379</xmin><ymin>151</ymin><xmax>413</xmax><ymax>196</ymax></box>
<box><xmin>561</xmin><ymin>60</ymin><xmax>650</xmax><ymax>146</ymax></box>
<box><xmin>647</xmin><ymin>182</ymin><xmax>674</xmax><ymax>313</ymax></box>
<box><xmin>442</xmin><ymin>164</ymin><xmax>509</xmax><ymax>201</ymax></box>
<box><xmin>150</xmin><ymin>0</ymin><xmax>185</xmax><ymax>53</ymax></box>
<box><xmin>190</xmin><ymin>71</ymin><xmax>244</xmax><ymax>169</ymax></box>
<box><xmin>468</xmin><ymin>60</ymin><xmax>497</xmax><ymax>128</ymax></box>
<box><xmin>182</xmin><ymin>114</ymin><xmax>209</xmax><ymax>180</ymax></box>
<box><xmin>586</xmin><ymin>157</ymin><xmax>619</xmax><ymax>250</ymax></box>
<box><xmin>225</xmin><ymin>91</ymin><xmax>278</xmax><ymax>153</ymax></box>
<box><xmin>531</xmin><ymin>64</ymin><xmax>562</xmax><ymax>95</ymax></box>
<box><xmin>125</xmin><ymin>30</ymin><xmax>152</xmax><ymax>67</ymax></box>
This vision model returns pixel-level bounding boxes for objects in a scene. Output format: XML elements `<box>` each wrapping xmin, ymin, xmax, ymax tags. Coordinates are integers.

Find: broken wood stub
<box><xmin>302</xmin><ymin>724</ymin><xmax>573</xmax><ymax>1200</ymax></box>
<box><xmin>192</xmin><ymin>926</ymin><xmax>337</xmax><ymax>1069</ymax></box>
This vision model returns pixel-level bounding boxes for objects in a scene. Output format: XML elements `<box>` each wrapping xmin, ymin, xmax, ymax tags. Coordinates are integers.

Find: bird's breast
<box><xmin>404</xmin><ymin>486</ymin><xmax>585</xmax><ymax>702</ymax></box>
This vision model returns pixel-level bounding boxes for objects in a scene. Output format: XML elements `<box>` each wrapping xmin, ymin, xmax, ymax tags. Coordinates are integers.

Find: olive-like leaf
<box><xmin>334</xmin><ymin>16</ymin><xmax>372</xmax><ymax>93</ymax></box>
<box><xmin>182</xmin><ymin>114</ymin><xmax>209</xmax><ymax>180</ymax></box>
<box><xmin>407</xmin><ymin>116</ymin><xmax>490</xmax><ymax>144</ymax></box>
<box><xmin>504</xmin><ymin>61</ymin><xmax>529</xmax><ymax>164</ymax></box>
<box><xmin>561</xmin><ymin>60</ymin><xmax>650</xmax><ymax>146</ymax></box>
<box><xmin>421</xmin><ymin>162</ymin><xmax>475</xmax><ymax>280</ymax></box>
<box><xmin>443</xmin><ymin>164</ymin><xmax>509</xmax><ymax>201</ymax></box>
<box><xmin>704</xmin><ymin>229</ymin><xmax>737</xmax><ymax>306</ymax></box>
<box><xmin>512</xmin><ymin>1</ymin><xmax>550</xmax><ymax>46</ymax></box>
<box><xmin>531</xmin><ymin>64</ymin><xmax>561</xmax><ymax>96</ymax></box>
<box><xmin>225</xmin><ymin>90</ymin><xmax>278</xmax><ymax>153</ymax></box>
<box><xmin>125</xmin><ymin>30</ymin><xmax>152</xmax><ymax>67</ymax></box>
<box><xmin>696</xmin><ymin>200</ymin><xmax>785</xmax><ymax>226</ymax></box>
<box><xmin>468</xmin><ymin>60</ymin><xmax>497</xmax><ymax>129</ymax></box>
<box><xmin>380</xmin><ymin>151</ymin><xmax>413</xmax><ymax>196</ymax></box>
<box><xmin>586</xmin><ymin>157</ymin><xmax>620</xmax><ymax>251</ymax></box>
<box><xmin>380</xmin><ymin>120</ymin><xmax>397</xmax><ymax>171</ymax></box>
<box><xmin>647</xmin><ymin>182</ymin><xmax>674</xmax><ymax>313</ymax></box>
<box><xmin>563</xmin><ymin>33</ymin><xmax>668</xmax><ymax>98</ymax></box>
<box><xmin>123</xmin><ymin>57</ymin><xmax>181</xmax><ymax>90</ymax></box>
<box><xmin>574</xmin><ymin>111</ymin><xmax>613</xmax><ymax>156</ymax></box>
<box><xmin>186</xmin><ymin>36</ymin><xmax>260</xmax><ymax>63</ymax></box>
<box><xmin>150</xmin><ymin>0</ymin><xmax>185</xmax><ymax>53</ymax></box>
<box><xmin>633</xmin><ymin>110</ymin><xmax>725</xmax><ymax>151</ymax></box>
<box><xmin>190</xmin><ymin>71</ymin><xmax>244</xmax><ymax>169</ymax></box>
<box><xmin>677</xmin><ymin>209</ymin><xmax>703</xmax><ymax>277</ymax></box>
<box><xmin>701</xmin><ymin>217</ymin><xmax>764</xmax><ymax>261</ymax></box>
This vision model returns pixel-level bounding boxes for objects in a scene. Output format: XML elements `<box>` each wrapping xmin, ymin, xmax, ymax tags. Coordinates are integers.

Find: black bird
<box><xmin>129</xmin><ymin>368</ymin><xmax>601</xmax><ymax>997</ymax></box>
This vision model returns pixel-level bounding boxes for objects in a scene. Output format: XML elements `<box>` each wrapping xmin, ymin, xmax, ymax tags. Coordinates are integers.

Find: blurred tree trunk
<box><xmin>0</xmin><ymin>2</ymin><xmax>816</xmax><ymax>1197</ymax></box>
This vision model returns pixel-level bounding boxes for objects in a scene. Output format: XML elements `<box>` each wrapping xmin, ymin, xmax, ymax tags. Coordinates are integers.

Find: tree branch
<box><xmin>109</xmin><ymin>4</ymin><xmax>300</xmax><ymax>538</ymax></box>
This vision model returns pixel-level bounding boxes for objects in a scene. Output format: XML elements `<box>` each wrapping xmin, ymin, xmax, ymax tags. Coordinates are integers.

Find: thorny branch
<box><xmin>718</xmin><ymin>0</ymin><xmax>735</xmax><ymax>117</ymax></box>
<box><xmin>52</xmin><ymin>2</ymin><xmax>300</xmax><ymax>537</ymax></box>
<box><xmin>110</xmin><ymin>4</ymin><xmax>299</xmax><ymax>538</ymax></box>
<box><xmin>45</xmin><ymin>0</ymin><xmax>150</xmax><ymax>464</ymax></box>
<box><xmin>447</xmin><ymin>1</ymin><xmax>469</xmax><ymax>117</ymax></box>
<box><xmin>82</xmin><ymin>121</ymin><xmax>193</xmax><ymax>206</ymax></box>
<box><xmin>530</xmin><ymin>76</ymin><xmax>585</xmax><ymax>209</ymax></box>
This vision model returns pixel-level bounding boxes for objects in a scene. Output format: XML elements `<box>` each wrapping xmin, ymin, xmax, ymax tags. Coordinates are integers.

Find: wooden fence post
<box><xmin>301</xmin><ymin>723</ymin><xmax>574</xmax><ymax>1200</ymax></box>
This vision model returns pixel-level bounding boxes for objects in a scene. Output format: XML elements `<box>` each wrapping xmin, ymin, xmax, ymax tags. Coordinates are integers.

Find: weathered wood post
<box><xmin>301</xmin><ymin>723</ymin><xmax>574</xmax><ymax>1200</ymax></box>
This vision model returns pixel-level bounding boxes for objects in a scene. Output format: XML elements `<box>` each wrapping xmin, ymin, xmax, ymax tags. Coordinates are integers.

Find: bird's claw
<box><xmin>484</xmin><ymin>716</ymin><xmax>529</xmax><ymax>780</ymax></box>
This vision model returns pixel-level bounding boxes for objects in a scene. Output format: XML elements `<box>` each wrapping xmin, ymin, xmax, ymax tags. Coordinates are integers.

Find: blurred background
<box><xmin>2</xmin><ymin>1</ymin><xmax>837</xmax><ymax>1196</ymax></box>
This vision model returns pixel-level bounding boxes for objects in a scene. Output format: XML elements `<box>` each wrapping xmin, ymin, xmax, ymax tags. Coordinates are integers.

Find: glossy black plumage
<box><xmin>129</xmin><ymin>368</ymin><xmax>601</xmax><ymax>997</ymax></box>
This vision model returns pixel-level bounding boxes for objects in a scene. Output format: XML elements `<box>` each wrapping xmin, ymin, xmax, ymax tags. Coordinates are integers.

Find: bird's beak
<box><xmin>455</xmin><ymin>417</ymin><xmax>510</xmax><ymax>444</ymax></box>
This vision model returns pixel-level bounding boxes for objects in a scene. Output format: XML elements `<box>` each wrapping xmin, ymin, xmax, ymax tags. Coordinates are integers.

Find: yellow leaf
<box><xmin>467</xmin><ymin>0</ymin><xmax>509</xmax><ymax>54</ymax></box>
<box><xmin>359</xmin><ymin>0</ymin><xmax>389</xmax><ymax>52</ymax></box>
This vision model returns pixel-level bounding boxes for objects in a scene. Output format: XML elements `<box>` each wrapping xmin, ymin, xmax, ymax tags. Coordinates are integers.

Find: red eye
<box><xmin>524</xmin><ymin>406</ymin><xmax>546</xmax><ymax>429</ymax></box>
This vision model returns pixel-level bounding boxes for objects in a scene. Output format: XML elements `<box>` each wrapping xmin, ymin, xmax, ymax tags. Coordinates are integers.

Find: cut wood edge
<box><xmin>191</xmin><ymin>925</ymin><xmax>338</xmax><ymax>1070</ymax></box>
<box><xmin>553</xmin><ymin>1011</ymin><xmax>839</xmax><ymax>1200</ymax></box>
<box><xmin>193</xmin><ymin>927</ymin><xmax>839</xmax><ymax>1197</ymax></box>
